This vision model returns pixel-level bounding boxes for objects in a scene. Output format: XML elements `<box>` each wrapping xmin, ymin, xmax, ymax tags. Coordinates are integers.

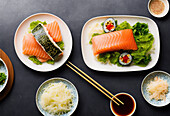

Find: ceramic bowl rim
<box><xmin>141</xmin><ymin>70</ymin><xmax>170</xmax><ymax>107</ymax></box>
<box><xmin>148</xmin><ymin>0</ymin><xmax>169</xmax><ymax>18</ymax></box>
<box><xmin>35</xmin><ymin>77</ymin><xmax>79</xmax><ymax>116</ymax></box>
<box><xmin>0</xmin><ymin>58</ymin><xmax>9</xmax><ymax>92</ymax></box>
<box><xmin>110</xmin><ymin>92</ymin><xmax>136</xmax><ymax>116</ymax></box>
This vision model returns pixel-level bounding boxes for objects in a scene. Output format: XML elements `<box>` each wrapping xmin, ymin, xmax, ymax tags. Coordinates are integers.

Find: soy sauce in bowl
<box><xmin>110</xmin><ymin>93</ymin><xmax>136</xmax><ymax>116</ymax></box>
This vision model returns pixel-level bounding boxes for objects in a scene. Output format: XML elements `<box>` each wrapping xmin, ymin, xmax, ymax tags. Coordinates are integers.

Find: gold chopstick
<box><xmin>68</xmin><ymin>61</ymin><xmax>124</xmax><ymax>105</ymax></box>
<box><xmin>66</xmin><ymin>64</ymin><xmax>120</xmax><ymax>105</ymax></box>
<box><xmin>66</xmin><ymin>62</ymin><xmax>124</xmax><ymax>106</ymax></box>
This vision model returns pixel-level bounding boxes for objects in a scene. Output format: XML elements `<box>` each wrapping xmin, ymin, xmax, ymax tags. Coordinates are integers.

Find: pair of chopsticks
<box><xmin>66</xmin><ymin>61</ymin><xmax>124</xmax><ymax>106</ymax></box>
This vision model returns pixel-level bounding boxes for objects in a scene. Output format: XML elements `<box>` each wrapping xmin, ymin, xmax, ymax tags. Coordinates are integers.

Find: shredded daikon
<box><xmin>40</xmin><ymin>82</ymin><xmax>73</xmax><ymax>115</ymax></box>
<box><xmin>147</xmin><ymin>76</ymin><xmax>168</xmax><ymax>101</ymax></box>
<box><xmin>88</xmin><ymin>22</ymin><xmax>104</xmax><ymax>39</ymax></box>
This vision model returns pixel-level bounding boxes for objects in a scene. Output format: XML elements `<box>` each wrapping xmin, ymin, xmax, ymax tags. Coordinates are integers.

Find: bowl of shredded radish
<box><xmin>36</xmin><ymin>78</ymin><xmax>79</xmax><ymax>116</ymax></box>
<box><xmin>141</xmin><ymin>71</ymin><xmax>170</xmax><ymax>107</ymax></box>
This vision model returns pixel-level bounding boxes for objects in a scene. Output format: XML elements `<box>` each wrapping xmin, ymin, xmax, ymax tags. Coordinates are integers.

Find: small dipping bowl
<box><xmin>0</xmin><ymin>58</ymin><xmax>8</xmax><ymax>92</ymax></box>
<box><xmin>148</xmin><ymin>0</ymin><xmax>169</xmax><ymax>18</ymax></box>
<box><xmin>141</xmin><ymin>71</ymin><xmax>170</xmax><ymax>107</ymax></box>
<box><xmin>110</xmin><ymin>92</ymin><xmax>136</xmax><ymax>116</ymax></box>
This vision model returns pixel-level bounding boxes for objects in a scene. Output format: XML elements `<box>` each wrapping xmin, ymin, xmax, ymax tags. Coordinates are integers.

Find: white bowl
<box><xmin>141</xmin><ymin>71</ymin><xmax>170</xmax><ymax>107</ymax></box>
<box><xmin>148</xmin><ymin>0</ymin><xmax>169</xmax><ymax>18</ymax></box>
<box><xmin>110</xmin><ymin>92</ymin><xmax>136</xmax><ymax>116</ymax></box>
<box><xmin>36</xmin><ymin>77</ymin><xmax>79</xmax><ymax>116</ymax></box>
<box><xmin>0</xmin><ymin>58</ymin><xmax>8</xmax><ymax>92</ymax></box>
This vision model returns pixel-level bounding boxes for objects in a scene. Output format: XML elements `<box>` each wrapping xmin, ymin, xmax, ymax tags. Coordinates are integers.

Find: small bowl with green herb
<box><xmin>0</xmin><ymin>58</ymin><xmax>8</xmax><ymax>92</ymax></box>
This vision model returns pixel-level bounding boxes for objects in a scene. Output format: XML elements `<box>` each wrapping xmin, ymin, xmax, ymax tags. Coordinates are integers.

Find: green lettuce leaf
<box><xmin>131</xmin><ymin>22</ymin><xmax>154</xmax><ymax>66</ymax></box>
<box><xmin>109</xmin><ymin>52</ymin><xmax>120</xmax><ymax>65</ymax></box>
<box><xmin>115</xmin><ymin>21</ymin><xmax>132</xmax><ymax>31</ymax></box>
<box><xmin>133</xmin><ymin>22</ymin><xmax>149</xmax><ymax>36</ymax></box>
<box><xmin>28</xmin><ymin>20</ymin><xmax>47</xmax><ymax>33</ymax></box>
<box><xmin>97</xmin><ymin>53</ymin><xmax>111</xmax><ymax>63</ymax></box>
<box><xmin>28</xmin><ymin>56</ymin><xmax>42</xmax><ymax>65</ymax></box>
<box><xmin>101</xmin><ymin>22</ymin><xmax>104</xmax><ymax>27</ymax></box>
<box><xmin>46</xmin><ymin>60</ymin><xmax>55</xmax><ymax>64</ymax></box>
<box><xmin>133</xmin><ymin>54</ymin><xmax>151</xmax><ymax>67</ymax></box>
<box><xmin>57</xmin><ymin>41</ymin><xmax>64</xmax><ymax>50</ymax></box>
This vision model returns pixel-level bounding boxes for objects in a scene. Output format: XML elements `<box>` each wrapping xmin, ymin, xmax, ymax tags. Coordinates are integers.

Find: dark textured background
<box><xmin>0</xmin><ymin>0</ymin><xmax>170</xmax><ymax>115</ymax></box>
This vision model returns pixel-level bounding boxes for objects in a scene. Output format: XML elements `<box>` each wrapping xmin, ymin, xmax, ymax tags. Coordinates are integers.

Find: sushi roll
<box><xmin>32</xmin><ymin>24</ymin><xmax>63</xmax><ymax>60</ymax></box>
<box><xmin>119</xmin><ymin>52</ymin><xmax>132</xmax><ymax>66</ymax></box>
<box><xmin>103</xmin><ymin>18</ymin><xmax>116</xmax><ymax>33</ymax></box>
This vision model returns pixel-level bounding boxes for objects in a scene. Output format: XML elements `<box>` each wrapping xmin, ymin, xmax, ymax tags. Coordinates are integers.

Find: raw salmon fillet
<box><xmin>37</xmin><ymin>57</ymin><xmax>49</xmax><ymax>62</ymax></box>
<box><xmin>23</xmin><ymin>33</ymin><xmax>51</xmax><ymax>61</ymax></box>
<box><xmin>45</xmin><ymin>21</ymin><xmax>62</xmax><ymax>42</ymax></box>
<box><xmin>92</xmin><ymin>29</ymin><xmax>138</xmax><ymax>55</ymax></box>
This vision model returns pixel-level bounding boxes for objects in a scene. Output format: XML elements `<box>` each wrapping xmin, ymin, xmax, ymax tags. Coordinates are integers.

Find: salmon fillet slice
<box><xmin>92</xmin><ymin>29</ymin><xmax>138</xmax><ymax>55</ymax></box>
<box><xmin>37</xmin><ymin>52</ymin><xmax>64</xmax><ymax>62</ymax></box>
<box><xmin>37</xmin><ymin>57</ymin><xmax>49</xmax><ymax>62</ymax></box>
<box><xmin>23</xmin><ymin>33</ymin><xmax>51</xmax><ymax>60</ymax></box>
<box><xmin>45</xmin><ymin>21</ymin><xmax>62</xmax><ymax>42</ymax></box>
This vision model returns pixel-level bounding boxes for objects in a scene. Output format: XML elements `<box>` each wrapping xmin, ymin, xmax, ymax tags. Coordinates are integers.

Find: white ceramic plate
<box><xmin>14</xmin><ymin>13</ymin><xmax>72</xmax><ymax>72</ymax></box>
<box><xmin>0</xmin><ymin>58</ymin><xmax>8</xmax><ymax>92</ymax></box>
<box><xmin>141</xmin><ymin>71</ymin><xmax>170</xmax><ymax>107</ymax></box>
<box><xmin>81</xmin><ymin>15</ymin><xmax>160</xmax><ymax>72</ymax></box>
<box><xmin>36</xmin><ymin>77</ymin><xmax>79</xmax><ymax>116</ymax></box>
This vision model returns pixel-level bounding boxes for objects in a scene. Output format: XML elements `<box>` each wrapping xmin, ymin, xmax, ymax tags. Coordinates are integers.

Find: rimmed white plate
<box><xmin>14</xmin><ymin>13</ymin><xmax>73</xmax><ymax>72</ymax></box>
<box><xmin>0</xmin><ymin>58</ymin><xmax>8</xmax><ymax>92</ymax></box>
<box><xmin>36</xmin><ymin>77</ymin><xmax>79</xmax><ymax>116</ymax></box>
<box><xmin>81</xmin><ymin>15</ymin><xmax>160</xmax><ymax>72</ymax></box>
<box><xmin>141</xmin><ymin>71</ymin><xmax>170</xmax><ymax>107</ymax></box>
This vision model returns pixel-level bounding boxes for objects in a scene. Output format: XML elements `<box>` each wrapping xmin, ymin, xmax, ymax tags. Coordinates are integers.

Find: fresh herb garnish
<box><xmin>57</xmin><ymin>41</ymin><xmax>64</xmax><ymax>50</ymax></box>
<box><xmin>28</xmin><ymin>20</ymin><xmax>47</xmax><ymax>33</ymax></box>
<box><xmin>28</xmin><ymin>56</ymin><xmax>42</xmax><ymax>65</ymax></box>
<box><xmin>0</xmin><ymin>73</ymin><xmax>6</xmax><ymax>85</ymax></box>
<box><xmin>46</xmin><ymin>60</ymin><xmax>55</xmax><ymax>64</ymax></box>
<box><xmin>115</xmin><ymin>21</ymin><xmax>132</xmax><ymax>31</ymax></box>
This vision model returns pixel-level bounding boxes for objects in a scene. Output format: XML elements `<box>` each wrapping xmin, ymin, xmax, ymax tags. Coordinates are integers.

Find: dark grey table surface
<box><xmin>0</xmin><ymin>0</ymin><xmax>170</xmax><ymax>116</ymax></box>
